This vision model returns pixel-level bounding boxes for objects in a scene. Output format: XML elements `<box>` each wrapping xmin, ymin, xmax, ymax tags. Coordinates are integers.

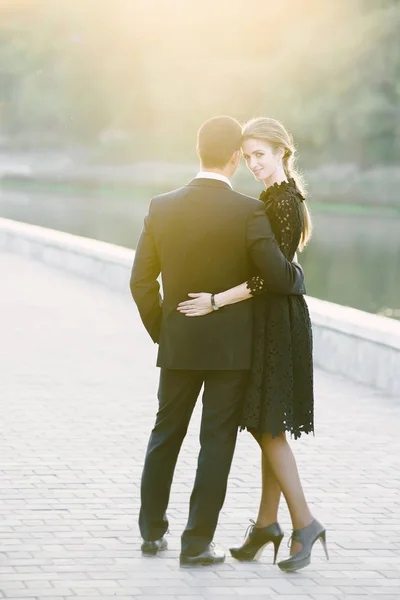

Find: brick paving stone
<box><xmin>309</xmin><ymin>596</ymin><xmax>346</xmax><ymax>600</ymax></box>
<box><xmin>1</xmin><ymin>251</ymin><xmax>400</xmax><ymax>600</ymax></box>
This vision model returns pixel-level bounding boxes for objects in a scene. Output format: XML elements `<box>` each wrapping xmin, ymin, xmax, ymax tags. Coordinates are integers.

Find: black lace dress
<box><xmin>241</xmin><ymin>179</ymin><xmax>314</xmax><ymax>439</ymax></box>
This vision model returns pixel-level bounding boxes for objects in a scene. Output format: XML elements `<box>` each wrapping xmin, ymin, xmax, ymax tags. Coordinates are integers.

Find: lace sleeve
<box><xmin>245</xmin><ymin>191</ymin><xmax>302</xmax><ymax>295</ymax></box>
<box><xmin>274</xmin><ymin>194</ymin><xmax>302</xmax><ymax>259</ymax></box>
<box><xmin>246</xmin><ymin>275</ymin><xmax>266</xmax><ymax>296</ymax></box>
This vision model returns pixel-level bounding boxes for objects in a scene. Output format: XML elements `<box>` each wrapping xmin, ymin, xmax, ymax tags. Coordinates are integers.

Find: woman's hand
<box><xmin>177</xmin><ymin>293</ymin><xmax>213</xmax><ymax>317</ymax></box>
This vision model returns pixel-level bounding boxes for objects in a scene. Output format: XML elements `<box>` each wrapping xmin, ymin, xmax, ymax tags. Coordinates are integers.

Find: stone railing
<box><xmin>306</xmin><ymin>296</ymin><xmax>399</xmax><ymax>396</ymax></box>
<box><xmin>1</xmin><ymin>217</ymin><xmax>399</xmax><ymax>396</ymax></box>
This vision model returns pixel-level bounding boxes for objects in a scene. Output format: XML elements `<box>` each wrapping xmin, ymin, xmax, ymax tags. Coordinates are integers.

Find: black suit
<box><xmin>130</xmin><ymin>178</ymin><xmax>304</xmax><ymax>555</ymax></box>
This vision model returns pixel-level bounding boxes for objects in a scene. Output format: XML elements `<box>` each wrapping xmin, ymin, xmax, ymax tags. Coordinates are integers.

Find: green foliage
<box><xmin>0</xmin><ymin>0</ymin><xmax>399</xmax><ymax>164</ymax></box>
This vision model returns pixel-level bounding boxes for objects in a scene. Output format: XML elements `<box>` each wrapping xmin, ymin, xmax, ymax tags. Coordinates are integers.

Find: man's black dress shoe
<box><xmin>180</xmin><ymin>543</ymin><xmax>225</xmax><ymax>566</ymax></box>
<box><xmin>141</xmin><ymin>537</ymin><xmax>168</xmax><ymax>555</ymax></box>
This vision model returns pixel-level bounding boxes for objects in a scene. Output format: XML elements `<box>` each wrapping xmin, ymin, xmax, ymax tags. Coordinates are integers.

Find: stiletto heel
<box><xmin>230</xmin><ymin>520</ymin><xmax>284</xmax><ymax>563</ymax></box>
<box><xmin>319</xmin><ymin>529</ymin><xmax>329</xmax><ymax>560</ymax></box>
<box><xmin>277</xmin><ymin>518</ymin><xmax>328</xmax><ymax>572</ymax></box>
<box><xmin>272</xmin><ymin>534</ymin><xmax>284</xmax><ymax>564</ymax></box>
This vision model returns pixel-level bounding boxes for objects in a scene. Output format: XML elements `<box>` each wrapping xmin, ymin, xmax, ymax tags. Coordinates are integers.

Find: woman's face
<box><xmin>242</xmin><ymin>138</ymin><xmax>283</xmax><ymax>181</ymax></box>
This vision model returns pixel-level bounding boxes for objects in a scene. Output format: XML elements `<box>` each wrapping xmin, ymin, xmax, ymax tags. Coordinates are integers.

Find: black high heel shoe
<box><xmin>230</xmin><ymin>520</ymin><xmax>284</xmax><ymax>563</ymax></box>
<box><xmin>277</xmin><ymin>518</ymin><xmax>329</xmax><ymax>572</ymax></box>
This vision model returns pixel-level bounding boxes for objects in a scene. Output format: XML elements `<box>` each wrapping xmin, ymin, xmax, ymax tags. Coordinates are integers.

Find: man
<box><xmin>130</xmin><ymin>116</ymin><xmax>305</xmax><ymax>565</ymax></box>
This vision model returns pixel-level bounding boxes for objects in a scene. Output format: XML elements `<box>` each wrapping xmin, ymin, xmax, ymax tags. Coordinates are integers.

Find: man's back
<box><xmin>135</xmin><ymin>178</ymin><xmax>260</xmax><ymax>370</ymax></box>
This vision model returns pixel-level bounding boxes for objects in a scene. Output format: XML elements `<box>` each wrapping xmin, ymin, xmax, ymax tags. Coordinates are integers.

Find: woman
<box><xmin>177</xmin><ymin>118</ymin><xmax>328</xmax><ymax>572</ymax></box>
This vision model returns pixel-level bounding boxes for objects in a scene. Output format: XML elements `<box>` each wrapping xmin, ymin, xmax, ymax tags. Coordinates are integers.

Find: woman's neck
<box><xmin>263</xmin><ymin>165</ymin><xmax>287</xmax><ymax>190</ymax></box>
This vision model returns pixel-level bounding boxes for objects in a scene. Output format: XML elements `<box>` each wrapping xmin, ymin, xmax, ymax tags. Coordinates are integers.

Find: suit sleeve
<box><xmin>246</xmin><ymin>201</ymin><xmax>305</xmax><ymax>295</ymax></box>
<box><xmin>130</xmin><ymin>206</ymin><xmax>162</xmax><ymax>343</ymax></box>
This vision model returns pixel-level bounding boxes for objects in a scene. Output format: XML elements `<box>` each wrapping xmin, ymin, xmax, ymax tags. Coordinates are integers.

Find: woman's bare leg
<box><xmin>259</xmin><ymin>431</ymin><xmax>313</xmax><ymax>553</ymax></box>
<box><xmin>251</xmin><ymin>432</ymin><xmax>281</xmax><ymax>528</ymax></box>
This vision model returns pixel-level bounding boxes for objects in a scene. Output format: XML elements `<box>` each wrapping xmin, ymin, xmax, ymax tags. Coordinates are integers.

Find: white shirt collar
<box><xmin>194</xmin><ymin>171</ymin><xmax>232</xmax><ymax>189</ymax></box>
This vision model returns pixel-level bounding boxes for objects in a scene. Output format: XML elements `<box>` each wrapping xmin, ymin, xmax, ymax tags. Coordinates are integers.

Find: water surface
<box><xmin>1</xmin><ymin>186</ymin><xmax>399</xmax><ymax>319</ymax></box>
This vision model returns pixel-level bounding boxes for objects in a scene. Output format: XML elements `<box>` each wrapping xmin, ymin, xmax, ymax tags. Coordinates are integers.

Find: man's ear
<box><xmin>231</xmin><ymin>150</ymin><xmax>240</xmax><ymax>167</ymax></box>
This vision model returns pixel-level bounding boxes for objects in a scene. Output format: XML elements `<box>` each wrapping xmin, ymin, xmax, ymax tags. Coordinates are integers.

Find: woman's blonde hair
<box><xmin>242</xmin><ymin>117</ymin><xmax>312</xmax><ymax>251</ymax></box>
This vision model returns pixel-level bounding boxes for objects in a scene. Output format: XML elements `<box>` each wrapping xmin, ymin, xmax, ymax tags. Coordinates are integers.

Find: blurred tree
<box><xmin>0</xmin><ymin>0</ymin><xmax>399</xmax><ymax>164</ymax></box>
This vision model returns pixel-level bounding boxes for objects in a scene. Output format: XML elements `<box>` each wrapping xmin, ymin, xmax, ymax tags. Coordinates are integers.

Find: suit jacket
<box><xmin>130</xmin><ymin>178</ymin><xmax>305</xmax><ymax>370</ymax></box>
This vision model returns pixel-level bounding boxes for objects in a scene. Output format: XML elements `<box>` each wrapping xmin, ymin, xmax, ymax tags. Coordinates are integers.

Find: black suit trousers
<box><xmin>139</xmin><ymin>368</ymin><xmax>249</xmax><ymax>555</ymax></box>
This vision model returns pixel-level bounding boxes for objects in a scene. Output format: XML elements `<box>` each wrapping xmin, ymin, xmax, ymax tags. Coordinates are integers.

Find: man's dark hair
<box><xmin>197</xmin><ymin>116</ymin><xmax>242</xmax><ymax>169</ymax></box>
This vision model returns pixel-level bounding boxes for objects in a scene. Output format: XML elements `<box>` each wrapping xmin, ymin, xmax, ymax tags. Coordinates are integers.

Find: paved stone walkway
<box><xmin>1</xmin><ymin>251</ymin><xmax>400</xmax><ymax>600</ymax></box>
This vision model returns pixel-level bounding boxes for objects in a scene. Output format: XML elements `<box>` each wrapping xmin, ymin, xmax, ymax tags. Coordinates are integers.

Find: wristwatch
<box><xmin>211</xmin><ymin>294</ymin><xmax>219</xmax><ymax>311</ymax></box>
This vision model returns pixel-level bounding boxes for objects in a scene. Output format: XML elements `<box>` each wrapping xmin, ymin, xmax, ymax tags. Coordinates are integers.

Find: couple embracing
<box><xmin>130</xmin><ymin>116</ymin><xmax>328</xmax><ymax>571</ymax></box>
